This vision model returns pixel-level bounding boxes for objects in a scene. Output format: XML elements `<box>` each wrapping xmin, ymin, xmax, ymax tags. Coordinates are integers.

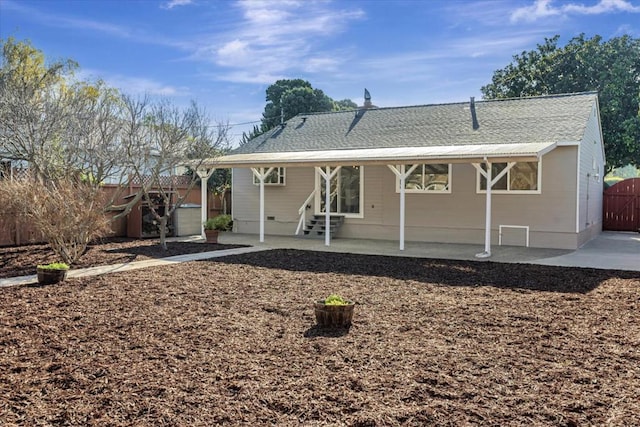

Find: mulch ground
<box><xmin>1</xmin><ymin>244</ymin><xmax>639</xmax><ymax>426</ymax></box>
<box><xmin>0</xmin><ymin>238</ymin><xmax>246</xmax><ymax>278</ymax></box>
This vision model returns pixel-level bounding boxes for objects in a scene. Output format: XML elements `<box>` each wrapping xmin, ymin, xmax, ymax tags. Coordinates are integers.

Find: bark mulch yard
<box><xmin>1</xmin><ymin>245</ymin><xmax>639</xmax><ymax>426</ymax></box>
<box><xmin>0</xmin><ymin>238</ymin><xmax>246</xmax><ymax>279</ymax></box>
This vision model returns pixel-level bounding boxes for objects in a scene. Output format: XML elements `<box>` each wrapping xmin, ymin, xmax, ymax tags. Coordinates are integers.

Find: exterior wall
<box><xmin>231</xmin><ymin>146</ymin><xmax>582</xmax><ymax>249</ymax></box>
<box><xmin>232</xmin><ymin>167</ymin><xmax>315</xmax><ymax>235</ymax></box>
<box><xmin>576</xmin><ymin>103</ymin><xmax>605</xmax><ymax>246</ymax></box>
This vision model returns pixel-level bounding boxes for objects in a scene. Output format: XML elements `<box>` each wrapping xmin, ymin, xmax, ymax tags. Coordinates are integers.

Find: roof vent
<box><xmin>364</xmin><ymin>88</ymin><xmax>372</xmax><ymax>108</ymax></box>
<box><xmin>470</xmin><ymin>96</ymin><xmax>480</xmax><ymax>130</ymax></box>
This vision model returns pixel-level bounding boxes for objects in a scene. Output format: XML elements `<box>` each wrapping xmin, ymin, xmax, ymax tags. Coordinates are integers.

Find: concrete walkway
<box><xmin>0</xmin><ymin>246</ymin><xmax>267</xmax><ymax>288</ymax></box>
<box><xmin>2</xmin><ymin>231</ymin><xmax>638</xmax><ymax>288</ymax></box>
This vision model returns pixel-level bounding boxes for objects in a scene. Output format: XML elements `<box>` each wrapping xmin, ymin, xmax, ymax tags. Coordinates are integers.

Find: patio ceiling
<box><xmin>200</xmin><ymin>141</ymin><xmax>558</xmax><ymax>169</ymax></box>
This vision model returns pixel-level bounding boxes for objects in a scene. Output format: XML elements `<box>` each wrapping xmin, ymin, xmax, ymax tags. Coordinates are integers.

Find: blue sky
<box><xmin>1</xmin><ymin>0</ymin><xmax>639</xmax><ymax>144</ymax></box>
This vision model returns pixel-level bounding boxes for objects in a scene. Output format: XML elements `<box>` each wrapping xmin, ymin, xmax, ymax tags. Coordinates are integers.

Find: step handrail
<box><xmin>295</xmin><ymin>189</ymin><xmax>316</xmax><ymax>235</ymax></box>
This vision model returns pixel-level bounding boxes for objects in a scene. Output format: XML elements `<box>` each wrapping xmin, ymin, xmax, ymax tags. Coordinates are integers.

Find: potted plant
<box><xmin>36</xmin><ymin>262</ymin><xmax>70</xmax><ymax>285</ymax></box>
<box><xmin>314</xmin><ymin>294</ymin><xmax>355</xmax><ymax>328</ymax></box>
<box><xmin>203</xmin><ymin>214</ymin><xmax>233</xmax><ymax>244</ymax></box>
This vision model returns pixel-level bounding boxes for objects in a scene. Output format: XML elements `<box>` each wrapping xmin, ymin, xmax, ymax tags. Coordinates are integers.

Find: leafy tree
<box><xmin>239</xmin><ymin>124</ymin><xmax>263</xmax><ymax>146</ymax></box>
<box><xmin>259</xmin><ymin>79</ymin><xmax>356</xmax><ymax>133</ymax></box>
<box><xmin>0</xmin><ymin>37</ymin><xmax>127</xmax><ymax>184</ymax></box>
<box><xmin>481</xmin><ymin>34</ymin><xmax>640</xmax><ymax>171</ymax></box>
<box><xmin>334</xmin><ymin>99</ymin><xmax>358</xmax><ymax>111</ymax></box>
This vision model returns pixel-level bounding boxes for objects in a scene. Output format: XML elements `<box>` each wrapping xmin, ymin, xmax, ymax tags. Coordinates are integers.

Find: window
<box><xmin>396</xmin><ymin>164</ymin><xmax>451</xmax><ymax>193</ymax></box>
<box><xmin>316</xmin><ymin>166</ymin><xmax>363</xmax><ymax>217</ymax></box>
<box><xmin>478</xmin><ymin>161</ymin><xmax>540</xmax><ymax>193</ymax></box>
<box><xmin>253</xmin><ymin>167</ymin><xmax>286</xmax><ymax>185</ymax></box>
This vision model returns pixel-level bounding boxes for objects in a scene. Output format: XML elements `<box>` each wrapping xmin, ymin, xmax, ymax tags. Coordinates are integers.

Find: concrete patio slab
<box><xmin>2</xmin><ymin>231</ymin><xmax>637</xmax><ymax>289</ymax></box>
<box><xmin>216</xmin><ymin>231</ymin><xmax>639</xmax><ymax>272</ymax></box>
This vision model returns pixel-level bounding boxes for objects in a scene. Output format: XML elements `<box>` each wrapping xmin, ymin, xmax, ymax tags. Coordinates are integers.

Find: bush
<box><xmin>205</xmin><ymin>214</ymin><xmax>232</xmax><ymax>231</ymax></box>
<box><xmin>37</xmin><ymin>262</ymin><xmax>70</xmax><ymax>270</ymax></box>
<box><xmin>0</xmin><ymin>177</ymin><xmax>112</xmax><ymax>265</ymax></box>
<box><xmin>323</xmin><ymin>294</ymin><xmax>350</xmax><ymax>305</ymax></box>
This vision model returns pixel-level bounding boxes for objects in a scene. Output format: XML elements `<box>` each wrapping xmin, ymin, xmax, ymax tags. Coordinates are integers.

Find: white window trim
<box><xmin>476</xmin><ymin>160</ymin><xmax>542</xmax><ymax>194</ymax></box>
<box><xmin>253</xmin><ymin>167</ymin><xmax>286</xmax><ymax>186</ymax></box>
<box><xmin>314</xmin><ymin>166</ymin><xmax>364</xmax><ymax>219</ymax></box>
<box><xmin>395</xmin><ymin>163</ymin><xmax>452</xmax><ymax>194</ymax></box>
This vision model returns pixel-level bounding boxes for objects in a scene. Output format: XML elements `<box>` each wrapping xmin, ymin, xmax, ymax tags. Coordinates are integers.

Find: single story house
<box><xmin>200</xmin><ymin>91</ymin><xmax>605</xmax><ymax>256</ymax></box>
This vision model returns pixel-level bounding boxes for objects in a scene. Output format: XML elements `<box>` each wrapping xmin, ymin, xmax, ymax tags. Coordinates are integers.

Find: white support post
<box><xmin>482</xmin><ymin>162</ymin><xmax>492</xmax><ymax>257</ymax></box>
<box><xmin>325</xmin><ymin>166</ymin><xmax>331</xmax><ymax>247</ymax></box>
<box><xmin>473</xmin><ymin>161</ymin><xmax>516</xmax><ymax>258</ymax></box>
<box><xmin>316</xmin><ymin>166</ymin><xmax>341</xmax><ymax>247</ymax></box>
<box><xmin>387</xmin><ymin>164</ymin><xmax>418</xmax><ymax>251</ymax></box>
<box><xmin>196</xmin><ymin>168</ymin><xmax>215</xmax><ymax>240</ymax></box>
<box><xmin>251</xmin><ymin>167</ymin><xmax>274</xmax><ymax>243</ymax></box>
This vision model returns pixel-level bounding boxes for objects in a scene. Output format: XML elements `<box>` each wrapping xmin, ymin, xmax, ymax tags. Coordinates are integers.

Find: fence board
<box><xmin>603</xmin><ymin>178</ymin><xmax>639</xmax><ymax>231</ymax></box>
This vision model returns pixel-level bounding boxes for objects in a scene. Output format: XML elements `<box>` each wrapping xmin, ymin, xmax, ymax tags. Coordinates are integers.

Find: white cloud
<box><xmin>510</xmin><ymin>0</ymin><xmax>561</xmax><ymax>22</ymax></box>
<box><xmin>194</xmin><ymin>0</ymin><xmax>364</xmax><ymax>82</ymax></box>
<box><xmin>563</xmin><ymin>0</ymin><xmax>640</xmax><ymax>14</ymax></box>
<box><xmin>161</xmin><ymin>0</ymin><xmax>194</xmax><ymax>10</ymax></box>
<box><xmin>511</xmin><ymin>0</ymin><xmax>640</xmax><ymax>23</ymax></box>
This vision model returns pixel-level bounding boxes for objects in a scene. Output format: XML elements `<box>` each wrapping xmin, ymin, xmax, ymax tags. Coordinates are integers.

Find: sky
<box><xmin>1</xmin><ymin>0</ymin><xmax>639</xmax><ymax>145</ymax></box>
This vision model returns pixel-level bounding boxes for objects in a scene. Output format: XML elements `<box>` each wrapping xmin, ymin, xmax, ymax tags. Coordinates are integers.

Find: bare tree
<box><xmin>1</xmin><ymin>38</ymin><xmax>229</xmax><ymax>253</ymax></box>
<box><xmin>121</xmin><ymin>96</ymin><xmax>229</xmax><ymax>249</ymax></box>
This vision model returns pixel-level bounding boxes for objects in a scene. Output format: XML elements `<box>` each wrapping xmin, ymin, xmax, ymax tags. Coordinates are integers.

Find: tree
<box><xmin>259</xmin><ymin>79</ymin><xmax>356</xmax><ymax>133</ymax></box>
<box><xmin>334</xmin><ymin>99</ymin><xmax>358</xmax><ymax>111</ymax></box>
<box><xmin>239</xmin><ymin>124</ymin><xmax>262</xmax><ymax>146</ymax></box>
<box><xmin>121</xmin><ymin>96</ymin><xmax>229</xmax><ymax>249</ymax></box>
<box><xmin>1</xmin><ymin>38</ymin><xmax>229</xmax><ymax>254</ymax></box>
<box><xmin>481</xmin><ymin>34</ymin><xmax>640</xmax><ymax>171</ymax></box>
<box><xmin>0</xmin><ymin>38</ymin><xmax>128</xmax><ymax>184</ymax></box>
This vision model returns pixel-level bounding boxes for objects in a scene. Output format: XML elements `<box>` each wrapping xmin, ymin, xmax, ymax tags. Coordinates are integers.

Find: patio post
<box><xmin>325</xmin><ymin>166</ymin><xmax>331</xmax><ymax>246</ymax></box>
<box><xmin>387</xmin><ymin>164</ymin><xmax>418</xmax><ymax>251</ymax></box>
<box><xmin>196</xmin><ymin>167</ymin><xmax>215</xmax><ymax>240</ymax></box>
<box><xmin>473</xmin><ymin>161</ymin><xmax>516</xmax><ymax>258</ymax></box>
<box><xmin>482</xmin><ymin>161</ymin><xmax>492</xmax><ymax>257</ymax></box>
<box><xmin>316</xmin><ymin>166</ymin><xmax>341</xmax><ymax>247</ymax></box>
<box><xmin>251</xmin><ymin>167</ymin><xmax>274</xmax><ymax>243</ymax></box>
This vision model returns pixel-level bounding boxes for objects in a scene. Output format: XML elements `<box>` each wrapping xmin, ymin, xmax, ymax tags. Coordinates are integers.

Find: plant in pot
<box><xmin>314</xmin><ymin>294</ymin><xmax>355</xmax><ymax>328</ymax></box>
<box><xmin>36</xmin><ymin>262</ymin><xmax>70</xmax><ymax>285</ymax></box>
<box><xmin>203</xmin><ymin>214</ymin><xmax>233</xmax><ymax>244</ymax></box>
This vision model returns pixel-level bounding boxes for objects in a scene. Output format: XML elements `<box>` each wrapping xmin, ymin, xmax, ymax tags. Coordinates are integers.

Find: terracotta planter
<box><xmin>314</xmin><ymin>301</ymin><xmax>355</xmax><ymax>327</ymax></box>
<box><xmin>204</xmin><ymin>229</ymin><xmax>219</xmax><ymax>244</ymax></box>
<box><xmin>36</xmin><ymin>268</ymin><xmax>68</xmax><ymax>285</ymax></box>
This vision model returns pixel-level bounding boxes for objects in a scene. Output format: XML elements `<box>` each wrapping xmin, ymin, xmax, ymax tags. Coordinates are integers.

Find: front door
<box><xmin>315</xmin><ymin>166</ymin><xmax>363</xmax><ymax>217</ymax></box>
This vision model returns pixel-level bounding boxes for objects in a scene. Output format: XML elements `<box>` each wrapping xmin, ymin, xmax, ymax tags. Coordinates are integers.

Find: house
<box><xmin>202</xmin><ymin>91</ymin><xmax>605</xmax><ymax>255</ymax></box>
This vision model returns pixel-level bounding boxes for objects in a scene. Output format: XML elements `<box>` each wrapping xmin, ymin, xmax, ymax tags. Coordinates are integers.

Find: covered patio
<box><xmin>214</xmin><ymin>232</ymin><xmax>570</xmax><ymax>264</ymax></box>
<box><xmin>197</xmin><ymin>141</ymin><xmax>556</xmax><ymax>258</ymax></box>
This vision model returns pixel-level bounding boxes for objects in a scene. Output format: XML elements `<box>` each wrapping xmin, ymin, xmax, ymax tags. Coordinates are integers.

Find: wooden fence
<box><xmin>603</xmin><ymin>178</ymin><xmax>640</xmax><ymax>232</ymax></box>
<box><xmin>0</xmin><ymin>176</ymin><xmax>231</xmax><ymax>247</ymax></box>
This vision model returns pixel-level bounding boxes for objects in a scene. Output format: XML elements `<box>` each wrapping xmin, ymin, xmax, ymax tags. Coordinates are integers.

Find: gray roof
<box><xmin>233</xmin><ymin>92</ymin><xmax>597</xmax><ymax>155</ymax></box>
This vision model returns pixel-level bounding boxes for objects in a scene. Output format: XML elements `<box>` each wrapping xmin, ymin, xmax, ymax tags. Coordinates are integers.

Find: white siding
<box><xmin>232</xmin><ymin>147</ymin><xmax>583</xmax><ymax>249</ymax></box>
<box><xmin>576</xmin><ymin>104</ymin><xmax>605</xmax><ymax>245</ymax></box>
<box><xmin>232</xmin><ymin>167</ymin><xmax>315</xmax><ymax>235</ymax></box>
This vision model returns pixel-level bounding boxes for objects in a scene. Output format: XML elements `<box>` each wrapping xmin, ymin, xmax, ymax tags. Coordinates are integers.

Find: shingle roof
<box><xmin>233</xmin><ymin>92</ymin><xmax>597</xmax><ymax>155</ymax></box>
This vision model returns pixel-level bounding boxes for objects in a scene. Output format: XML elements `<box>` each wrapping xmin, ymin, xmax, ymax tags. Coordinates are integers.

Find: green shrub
<box><xmin>324</xmin><ymin>294</ymin><xmax>350</xmax><ymax>305</ymax></box>
<box><xmin>37</xmin><ymin>262</ymin><xmax>70</xmax><ymax>270</ymax></box>
<box><xmin>205</xmin><ymin>214</ymin><xmax>232</xmax><ymax>231</ymax></box>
